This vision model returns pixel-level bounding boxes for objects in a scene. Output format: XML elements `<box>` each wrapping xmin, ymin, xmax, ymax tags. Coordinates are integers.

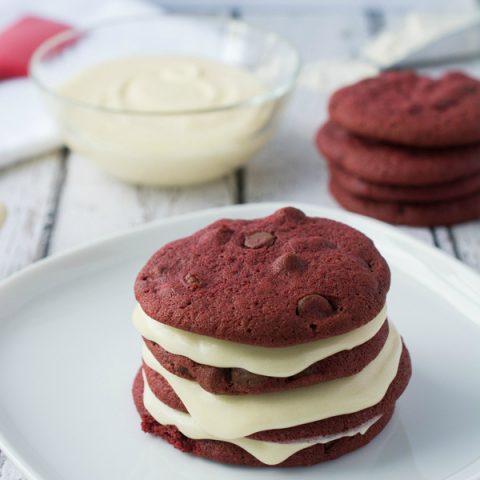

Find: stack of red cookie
<box><xmin>316</xmin><ymin>70</ymin><xmax>480</xmax><ymax>226</ymax></box>
<box><xmin>132</xmin><ymin>207</ymin><xmax>411</xmax><ymax>467</ymax></box>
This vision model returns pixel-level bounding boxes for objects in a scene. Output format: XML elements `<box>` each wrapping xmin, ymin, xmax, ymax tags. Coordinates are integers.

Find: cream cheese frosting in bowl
<box><xmin>30</xmin><ymin>15</ymin><xmax>300</xmax><ymax>186</ymax></box>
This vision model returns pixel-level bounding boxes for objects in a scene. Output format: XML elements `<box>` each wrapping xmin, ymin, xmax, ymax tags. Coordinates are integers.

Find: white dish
<box><xmin>0</xmin><ymin>202</ymin><xmax>479</xmax><ymax>480</ymax></box>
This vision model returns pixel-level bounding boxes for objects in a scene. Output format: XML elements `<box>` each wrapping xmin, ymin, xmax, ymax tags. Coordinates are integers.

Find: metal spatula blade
<box><xmin>384</xmin><ymin>20</ymin><xmax>480</xmax><ymax>70</ymax></box>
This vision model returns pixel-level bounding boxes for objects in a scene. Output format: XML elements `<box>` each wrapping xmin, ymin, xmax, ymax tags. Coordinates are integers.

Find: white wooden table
<box><xmin>1</xmin><ymin>2</ymin><xmax>480</xmax><ymax>478</ymax></box>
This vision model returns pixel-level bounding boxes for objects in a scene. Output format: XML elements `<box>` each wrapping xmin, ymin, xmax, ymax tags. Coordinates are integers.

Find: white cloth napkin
<box><xmin>0</xmin><ymin>79</ymin><xmax>60</xmax><ymax>167</ymax></box>
<box><xmin>0</xmin><ymin>0</ymin><xmax>161</xmax><ymax>169</ymax></box>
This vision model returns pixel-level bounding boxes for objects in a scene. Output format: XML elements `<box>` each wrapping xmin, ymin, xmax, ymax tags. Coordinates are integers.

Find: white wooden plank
<box><xmin>246</xmin><ymin>87</ymin><xmax>335</xmax><ymax>208</ymax></box>
<box><xmin>0</xmin><ymin>155</ymin><xmax>63</xmax><ymax>480</ymax></box>
<box><xmin>0</xmin><ymin>154</ymin><xmax>63</xmax><ymax>278</ymax></box>
<box><xmin>396</xmin><ymin>226</ymin><xmax>435</xmax><ymax>245</ymax></box>
<box><xmin>0</xmin><ymin>455</ymin><xmax>22</xmax><ymax>480</ymax></box>
<box><xmin>50</xmin><ymin>153</ymin><xmax>235</xmax><ymax>254</ymax></box>
<box><xmin>432</xmin><ymin>227</ymin><xmax>456</xmax><ymax>258</ymax></box>
<box><xmin>451</xmin><ymin>223</ymin><xmax>480</xmax><ymax>271</ymax></box>
<box><xmin>136</xmin><ymin>176</ymin><xmax>236</xmax><ymax>220</ymax></box>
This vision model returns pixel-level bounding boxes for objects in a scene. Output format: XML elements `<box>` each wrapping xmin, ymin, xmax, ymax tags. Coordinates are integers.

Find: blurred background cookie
<box><xmin>316</xmin><ymin>72</ymin><xmax>480</xmax><ymax>226</ymax></box>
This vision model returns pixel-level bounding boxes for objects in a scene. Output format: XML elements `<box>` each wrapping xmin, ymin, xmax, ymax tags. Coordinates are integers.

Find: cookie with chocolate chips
<box><xmin>135</xmin><ymin>207</ymin><xmax>390</xmax><ymax>346</ymax></box>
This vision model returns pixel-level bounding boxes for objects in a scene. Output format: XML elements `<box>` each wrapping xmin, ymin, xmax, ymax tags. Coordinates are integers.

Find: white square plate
<box><xmin>0</xmin><ymin>202</ymin><xmax>479</xmax><ymax>480</ymax></box>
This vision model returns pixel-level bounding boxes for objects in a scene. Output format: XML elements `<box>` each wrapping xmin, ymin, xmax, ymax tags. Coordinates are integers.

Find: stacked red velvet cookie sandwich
<box><xmin>132</xmin><ymin>207</ymin><xmax>411</xmax><ymax>467</ymax></box>
<box><xmin>316</xmin><ymin>70</ymin><xmax>480</xmax><ymax>226</ymax></box>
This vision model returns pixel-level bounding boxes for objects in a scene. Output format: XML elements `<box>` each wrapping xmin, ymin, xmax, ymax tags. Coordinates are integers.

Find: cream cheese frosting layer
<box><xmin>142</xmin><ymin>321</ymin><xmax>402</xmax><ymax>439</ymax></box>
<box><xmin>142</xmin><ymin>371</ymin><xmax>382</xmax><ymax>465</ymax></box>
<box><xmin>133</xmin><ymin>303</ymin><xmax>387</xmax><ymax>377</ymax></box>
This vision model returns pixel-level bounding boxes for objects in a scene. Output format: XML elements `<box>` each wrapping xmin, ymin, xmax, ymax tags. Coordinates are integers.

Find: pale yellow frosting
<box><xmin>56</xmin><ymin>56</ymin><xmax>273</xmax><ymax>186</ymax></box>
<box><xmin>133</xmin><ymin>303</ymin><xmax>387</xmax><ymax>377</ymax></box>
<box><xmin>0</xmin><ymin>203</ymin><xmax>6</xmax><ymax>228</ymax></box>
<box><xmin>142</xmin><ymin>321</ymin><xmax>402</xmax><ymax>439</ymax></box>
<box><xmin>142</xmin><ymin>371</ymin><xmax>382</xmax><ymax>465</ymax></box>
<box><xmin>59</xmin><ymin>57</ymin><xmax>263</xmax><ymax>113</ymax></box>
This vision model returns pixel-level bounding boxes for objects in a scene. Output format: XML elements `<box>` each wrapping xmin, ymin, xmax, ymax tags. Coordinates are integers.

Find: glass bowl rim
<box><xmin>29</xmin><ymin>13</ymin><xmax>302</xmax><ymax>117</ymax></box>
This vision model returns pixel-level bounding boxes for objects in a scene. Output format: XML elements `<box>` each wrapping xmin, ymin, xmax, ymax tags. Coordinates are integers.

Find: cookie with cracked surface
<box><xmin>328</xmin><ymin>70</ymin><xmax>480</xmax><ymax>147</ymax></box>
<box><xmin>330</xmin><ymin>180</ymin><xmax>480</xmax><ymax>226</ymax></box>
<box><xmin>329</xmin><ymin>164</ymin><xmax>480</xmax><ymax>203</ymax></box>
<box><xmin>135</xmin><ymin>207</ymin><xmax>390</xmax><ymax>347</ymax></box>
<box><xmin>316</xmin><ymin>121</ymin><xmax>480</xmax><ymax>186</ymax></box>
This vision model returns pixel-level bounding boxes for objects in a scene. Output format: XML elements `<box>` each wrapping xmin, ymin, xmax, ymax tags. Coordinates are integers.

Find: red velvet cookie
<box><xmin>143</xmin><ymin>320</ymin><xmax>389</xmax><ymax>395</ymax></box>
<box><xmin>138</xmin><ymin>405</ymin><xmax>394</xmax><ymax>467</ymax></box>
<box><xmin>316</xmin><ymin>121</ymin><xmax>480</xmax><ymax>186</ymax></box>
<box><xmin>330</xmin><ymin>180</ymin><xmax>480</xmax><ymax>226</ymax></box>
<box><xmin>135</xmin><ymin>207</ymin><xmax>390</xmax><ymax>347</ymax></box>
<box><xmin>330</xmin><ymin>165</ymin><xmax>480</xmax><ymax>203</ymax></box>
<box><xmin>132</xmin><ymin>343</ymin><xmax>411</xmax><ymax>466</ymax></box>
<box><xmin>329</xmin><ymin>70</ymin><xmax>480</xmax><ymax>147</ymax></box>
<box><xmin>139</xmin><ymin>344</ymin><xmax>411</xmax><ymax>443</ymax></box>
<box><xmin>133</xmin><ymin>369</ymin><xmax>396</xmax><ymax>467</ymax></box>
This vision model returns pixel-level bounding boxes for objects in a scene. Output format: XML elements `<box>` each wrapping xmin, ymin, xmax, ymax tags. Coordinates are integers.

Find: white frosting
<box><xmin>279</xmin><ymin>414</ymin><xmax>382</xmax><ymax>444</ymax></box>
<box><xmin>133</xmin><ymin>304</ymin><xmax>387</xmax><ymax>377</ymax></box>
<box><xmin>142</xmin><ymin>371</ymin><xmax>382</xmax><ymax>465</ymax></box>
<box><xmin>56</xmin><ymin>56</ymin><xmax>274</xmax><ymax>186</ymax></box>
<box><xmin>142</xmin><ymin>321</ymin><xmax>402</xmax><ymax>439</ymax></box>
<box><xmin>0</xmin><ymin>203</ymin><xmax>6</xmax><ymax>228</ymax></box>
<box><xmin>59</xmin><ymin>56</ymin><xmax>264</xmax><ymax>112</ymax></box>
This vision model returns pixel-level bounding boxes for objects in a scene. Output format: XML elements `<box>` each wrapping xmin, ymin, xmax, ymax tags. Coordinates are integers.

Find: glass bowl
<box><xmin>30</xmin><ymin>15</ymin><xmax>301</xmax><ymax>186</ymax></box>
